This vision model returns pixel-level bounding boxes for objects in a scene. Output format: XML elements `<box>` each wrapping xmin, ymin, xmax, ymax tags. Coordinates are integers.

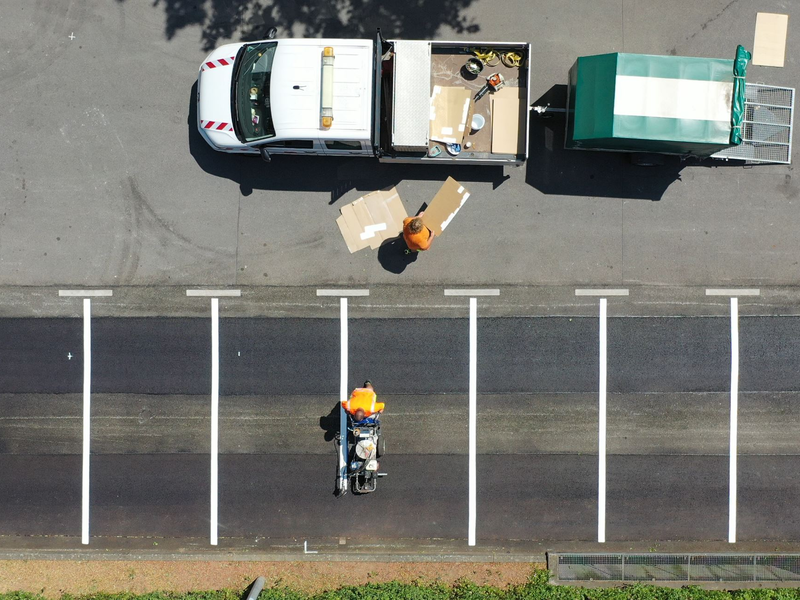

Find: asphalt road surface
<box><xmin>1</xmin><ymin>0</ymin><xmax>798</xmax><ymax>287</ymax></box>
<box><xmin>3</xmin><ymin>314</ymin><xmax>800</xmax><ymax>544</ymax></box>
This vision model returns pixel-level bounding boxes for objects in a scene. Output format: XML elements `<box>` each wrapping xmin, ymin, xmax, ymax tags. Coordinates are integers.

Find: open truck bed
<box><xmin>375</xmin><ymin>35</ymin><xmax>531</xmax><ymax>166</ymax></box>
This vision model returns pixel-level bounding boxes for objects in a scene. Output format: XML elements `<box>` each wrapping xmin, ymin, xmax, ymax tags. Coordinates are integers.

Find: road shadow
<box><xmin>377</xmin><ymin>236</ymin><xmax>418</xmax><ymax>274</ymax></box>
<box><xmin>188</xmin><ymin>82</ymin><xmax>508</xmax><ymax>203</ymax></box>
<box><xmin>144</xmin><ymin>0</ymin><xmax>480</xmax><ymax>52</ymax></box>
<box><xmin>526</xmin><ymin>87</ymin><xmax>685</xmax><ymax>201</ymax></box>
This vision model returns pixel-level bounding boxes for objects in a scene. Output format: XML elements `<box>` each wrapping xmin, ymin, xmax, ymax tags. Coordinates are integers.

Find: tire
<box><xmin>377</xmin><ymin>435</ymin><xmax>386</xmax><ymax>458</ymax></box>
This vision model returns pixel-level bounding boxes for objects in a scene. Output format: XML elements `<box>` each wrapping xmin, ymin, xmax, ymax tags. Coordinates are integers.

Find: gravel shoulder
<box><xmin>0</xmin><ymin>560</ymin><xmax>542</xmax><ymax>597</ymax></box>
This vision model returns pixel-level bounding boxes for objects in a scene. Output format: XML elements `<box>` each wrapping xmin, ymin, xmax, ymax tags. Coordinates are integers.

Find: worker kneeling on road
<box><xmin>342</xmin><ymin>380</ymin><xmax>384</xmax><ymax>425</ymax></box>
<box><xmin>403</xmin><ymin>212</ymin><xmax>434</xmax><ymax>253</ymax></box>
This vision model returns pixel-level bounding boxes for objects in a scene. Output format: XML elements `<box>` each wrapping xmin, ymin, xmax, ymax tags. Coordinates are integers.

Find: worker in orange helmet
<box><xmin>342</xmin><ymin>380</ymin><xmax>385</xmax><ymax>424</ymax></box>
<box><xmin>403</xmin><ymin>212</ymin><xmax>434</xmax><ymax>254</ymax></box>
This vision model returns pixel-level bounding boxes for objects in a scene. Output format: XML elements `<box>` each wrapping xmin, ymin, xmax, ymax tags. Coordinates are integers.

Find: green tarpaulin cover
<box><xmin>566</xmin><ymin>50</ymin><xmax>748</xmax><ymax>156</ymax></box>
<box><xmin>730</xmin><ymin>44</ymin><xmax>751</xmax><ymax>145</ymax></box>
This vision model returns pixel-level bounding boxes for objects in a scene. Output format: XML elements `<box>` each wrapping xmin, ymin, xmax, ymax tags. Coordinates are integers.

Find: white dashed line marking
<box><xmin>82</xmin><ymin>298</ymin><xmax>91</xmax><ymax>545</ymax></box>
<box><xmin>706</xmin><ymin>289</ymin><xmax>760</xmax><ymax>296</ymax></box>
<box><xmin>445</xmin><ymin>289</ymin><xmax>500</xmax><ymax>296</ymax></box>
<box><xmin>59</xmin><ymin>290</ymin><xmax>113</xmax><ymax>297</ymax></box>
<box><xmin>468</xmin><ymin>297</ymin><xmax>477</xmax><ymax>546</ymax></box>
<box><xmin>729</xmin><ymin>297</ymin><xmax>739</xmax><ymax>544</ymax></box>
<box><xmin>210</xmin><ymin>298</ymin><xmax>219</xmax><ymax>546</ymax></box>
<box><xmin>339</xmin><ymin>298</ymin><xmax>349</xmax><ymax>494</ymax></box>
<box><xmin>317</xmin><ymin>289</ymin><xmax>370</xmax><ymax>297</ymax></box>
<box><xmin>575</xmin><ymin>289</ymin><xmax>629</xmax><ymax>296</ymax></box>
<box><xmin>598</xmin><ymin>298</ymin><xmax>607</xmax><ymax>544</ymax></box>
<box><xmin>187</xmin><ymin>290</ymin><xmax>241</xmax><ymax>297</ymax></box>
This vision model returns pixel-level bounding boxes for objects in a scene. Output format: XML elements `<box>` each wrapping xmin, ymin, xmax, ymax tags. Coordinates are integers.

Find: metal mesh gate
<box><xmin>712</xmin><ymin>83</ymin><xmax>795</xmax><ymax>164</ymax></box>
<box><xmin>554</xmin><ymin>553</ymin><xmax>800</xmax><ymax>582</ymax></box>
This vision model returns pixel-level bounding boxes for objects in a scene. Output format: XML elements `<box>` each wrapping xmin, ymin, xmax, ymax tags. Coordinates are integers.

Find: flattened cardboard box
<box><xmin>430</xmin><ymin>86</ymin><xmax>472</xmax><ymax>145</ymax></box>
<box><xmin>421</xmin><ymin>177</ymin><xmax>471</xmax><ymax>237</ymax></box>
<box><xmin>337</xmin><ymin>187</ymin><xmax>408</xmax><ymax>253</ymax></box>
<box><xmin>753</xmin><ymin>12</ymin><xmax>789</xmax><ymax>67</ymax></box>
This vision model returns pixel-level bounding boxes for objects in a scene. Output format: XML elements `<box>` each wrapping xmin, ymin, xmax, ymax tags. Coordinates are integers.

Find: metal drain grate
<box><xmin>552</xmin><ymin>553</ymin><xmax>800</xmax><ymax>582</ymax></box>
<box><xmin>713</xmin><ymin>83</ymin><xmax>795</xmax><ymax>164</ymax></box>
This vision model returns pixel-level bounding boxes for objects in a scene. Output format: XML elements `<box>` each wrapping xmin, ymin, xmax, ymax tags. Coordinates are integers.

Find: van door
<box><xmin>321</xmin><ymin>140</ymin><xmax>372</xmax><ymax>156</ymax></box>
<box><xmin>258</xmin><ymin>139</ymin><xmax>323</xmax><ymax>156</ymax></box>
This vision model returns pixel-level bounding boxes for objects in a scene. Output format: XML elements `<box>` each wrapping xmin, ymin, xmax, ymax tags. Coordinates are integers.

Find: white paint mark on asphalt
<box><xmin>468</xmin><ymin>297</ymin><xmax>477</xmax><ymax>546</ymax></box>
<box><xmin>303</xmin><ymin>540</ymin><xmax>318</xmax><ymax>554</ymax></box>
<box><xmin>210</xmin><ymin>298</ymin><xmax>219</xmax><ymax>546</ymax></box>
<box><xmin>187</xmin><ymin>290</ymin><xmax>241</xmax><ymax>297</ymax></box>
<box><xmin>317</xmin><ymin>289</ymin><xmax>370</xmax><ymax>297</ymax></box>
<box><xmin>706</xmin><ymin>288</ymin><xmax>760</xmax><ymax>296</ymax></box>
<box><xmin>576</xmin><ymin>289</ymin><xmax>629</xmax><ymax>296</ymax></box>
<box><xmin>598</xmin><ymin>298</ymin><xmax>607</xmax><ymax>544</ymax></box>
<box><xmin>67</xmin><ymin>352</ymin><xmax>73</xmax><ymax>360</ymax></box>
<box><xmin>729</xmin><ymin>297</ymin><xmax>739</xmax><ymax>544</ymax></box>
<box><xmin>59</xmin><ymin>290</ymin><xmax>112</xmax><ymax>297</ymax></box>
<box><xmin>69</xmin><ymin>32</ymin><xmax>76</xmax><ymax>40</ymax></box>
<box><xmin>82</xmin><ymin>298</ymin><xmax>91</xmax><ymax>545</ymax></box>
<box><xmin>339</xmin><ymin>297</ymin><xmax>348</xmax><ymax>494</ymax></box>
<box><xmin>445</xmin><ymin>289</ymin><xmax>500</xmax><ymax>296</ymax></box>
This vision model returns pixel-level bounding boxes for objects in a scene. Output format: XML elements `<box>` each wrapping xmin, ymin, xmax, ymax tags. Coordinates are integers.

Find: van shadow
<box><xmin>188</xmin><ymin>81</ymin><xmax>509</xmax><ymax>204</ymax></box>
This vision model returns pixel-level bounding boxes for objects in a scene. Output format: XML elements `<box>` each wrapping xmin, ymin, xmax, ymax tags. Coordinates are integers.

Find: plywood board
<box><xmin>753</xmin><ymin>12</ymin><xmax>789</xmax><ymax>67</ymax></box>
<box><xmin>491</xmin><ymin>87</ymin><xmax>526</xmax><ymax>155</ymax></box>
<box><xmin>421</xmin><ymin>177</ymin><xmax>471</xmax><ymax>237</ymax></box>
<box><xmin>429</xmin><ymin>86</ymin><xmax>472</xmax><ymax>145</ymax></box>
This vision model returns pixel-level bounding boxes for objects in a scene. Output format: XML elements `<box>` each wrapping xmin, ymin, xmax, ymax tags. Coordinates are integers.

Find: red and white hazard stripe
<box><xmin>200</xmin><ymin>120</ymin><xmax>234</xmax><ymax>132</ymax></box>
<box><xmin>202</xmin><ymin>56</ymin><xmax>236</xmax><ymax>71</ymax></box>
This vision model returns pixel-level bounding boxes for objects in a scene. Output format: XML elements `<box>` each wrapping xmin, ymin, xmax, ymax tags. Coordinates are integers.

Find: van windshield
<box><xmin>233</xmin><ymin>42</ymin><xmax>277</xmax><ymax>142</ymax></box>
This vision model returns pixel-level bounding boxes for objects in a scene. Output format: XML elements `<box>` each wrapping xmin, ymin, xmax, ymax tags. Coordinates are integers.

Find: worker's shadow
<box><xmin>319</xmin><ymin>403</ymin><xmax>341</xmax><ymax>443</ymax></box>
<box><xmin>377</xmin><ymin>236</ymin><xmax>419</xmax><ymax>273</ymax></box>
<box><xmin>320</xmin><ymin>402</ymin><xmax>346</xmax><ymax>497</ymax></box>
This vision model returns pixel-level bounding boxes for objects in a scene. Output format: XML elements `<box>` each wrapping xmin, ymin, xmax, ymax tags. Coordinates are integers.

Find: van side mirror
<box><xmin>267</xmin><ymin>27</ymin><xmax>277</xmax><ymax>39</ymax></box>
<box><xmin>259</xmin><ymin>147</ymin><xmax>271</xmax><ymax>162</ymax></box>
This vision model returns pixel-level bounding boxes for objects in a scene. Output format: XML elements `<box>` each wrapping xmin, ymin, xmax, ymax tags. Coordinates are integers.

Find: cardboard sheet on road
<box><xmin>430</xmin><ymin>86</ymin><xmax>472</xmax><ymax>145</ymax></box>
<box><xmin>753</xmin><ymin>12</ymin><xmax>789</xmax><ymax>67</ymax></box>
<box><xmin>336</xmin><ymin>187</ymin><xmax>407</xmax><ymax>253</ymax></box>
<box><xmin>421</xmin><ymin>177</ymin><xmax>471</xmax><ymax>237</ymax></box>
<box><xmin>491</xmin><ymin>87</ymin><xmax>526</xmax><ymax>155</ymax></box>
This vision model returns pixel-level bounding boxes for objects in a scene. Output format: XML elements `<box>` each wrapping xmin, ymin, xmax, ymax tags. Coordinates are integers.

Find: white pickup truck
<box><xmin>197</xmin><ymin>31</ymin><xmax>530</xmax><ymax>166</ymax></box>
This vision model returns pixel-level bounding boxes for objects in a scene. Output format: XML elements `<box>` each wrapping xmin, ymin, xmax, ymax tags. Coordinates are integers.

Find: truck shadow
<box><xmin>188</xmin><ymin>81</ymin><xmax>510</xmax><ymax>203</ymax></box>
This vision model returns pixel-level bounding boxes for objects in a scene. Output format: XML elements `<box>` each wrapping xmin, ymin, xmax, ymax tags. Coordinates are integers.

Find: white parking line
<box><xmin>575</xmin><ymin>289</ymin><xmax>629</xmax><ymax>296</ymax></box>
<box><xmin>187</xmin><ymin>289</ymin><xmax>241</xmax><ymax>297</ymax></box>
<box><xmin>59</xmin><ymin>290</ymin><xmax>113</xmax><ymax>297</ymax></box>
<box><xmin>598</xmin><ymin>298</ymin><xmax>607</xmax><ymax>544</ymax></box>
<box><xmin>317</xmin><ymin>289</ymin><xmax>369</xmax><ymax>297</ymax></box>
<box><xmin>444</xmin><ymin>289</ymin><xmax>500</xmax><ymax>296</ymax></box>
<box><xmin>210</xmin><ymin>298</ymin><xmax>219</xmax><ymax>546</ymax></box>
<box><xmin>706</xmin><ymin>288</ymin><xmax>760</xmax><ymax>296</ymax></box>
<box><xmin>729</xmin><ymin>297</ymin><xmax>739</xmax><ymax>544</ymax></box>
<box><xmin>468</xmin><ymin>297</ymin><xmax>477</xmax><ymax>546</ymax></box>
<box><xmin>82</xmin><ymin>298</ymin><xmax>91</xmax><ymax>545</ymax></box>
<box><xmin>339</xmin><ymin>298</ymin><xmax>348</xmax><ymax>494</ymax></box>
